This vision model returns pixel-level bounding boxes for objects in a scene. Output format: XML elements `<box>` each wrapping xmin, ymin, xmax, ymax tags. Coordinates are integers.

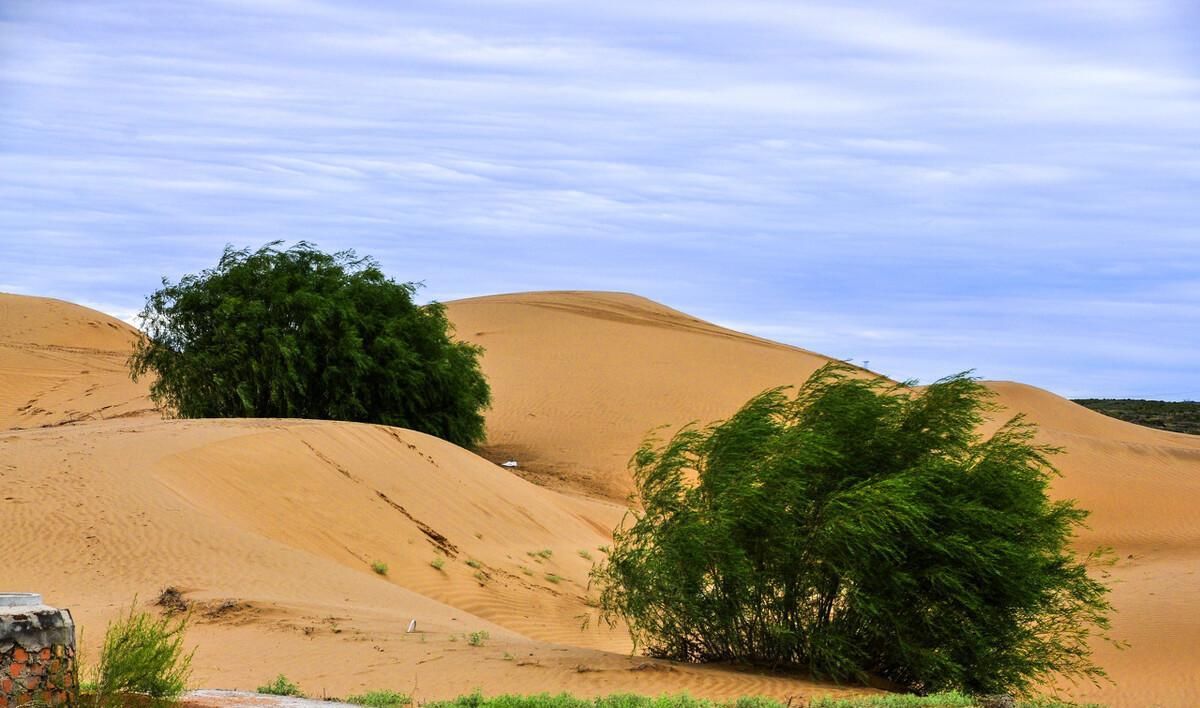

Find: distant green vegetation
<box><xmin>1073</xmin><ymin>398</ymin><xmax>1200</xmax><ymax>435</ymax></box>
<box><xmin>594</xmin><ymin>363</ymin><xmax>1114</xmax><ymax>696</ymax></box>
<box><xmin>421</xmin><ymin>692</ymin><xmax>1095</xmax><ymax>708</ymax></box>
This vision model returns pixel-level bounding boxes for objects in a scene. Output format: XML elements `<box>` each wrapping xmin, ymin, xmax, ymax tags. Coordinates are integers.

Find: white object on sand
<box><xmin>407</xmin><ymin>619</ymin><xmax>417</xmax><ymax>633</ymax></box>
<box><xmin>501</xmin><ymin>460</ymin><xmax>519</xmax><ymax>468</ymax></box>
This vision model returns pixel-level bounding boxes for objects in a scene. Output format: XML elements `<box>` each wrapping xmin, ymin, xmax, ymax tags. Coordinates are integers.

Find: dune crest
<box><xmin>0</xmin><ymin>293</ymin><xmax>155</xmax><ymax>429</ymax></box>
<box><xmin>446</xmin><ymin>291</ymin><xmax>839</xmax><ymax>500</ymax></box>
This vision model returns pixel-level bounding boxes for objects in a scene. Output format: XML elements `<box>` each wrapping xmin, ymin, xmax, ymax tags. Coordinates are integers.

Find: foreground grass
<box><xmin>419</xmin><ymin>692</ymin><xmax>1098</xmax><ymax>708</ymax></box>
<box><xmin>347</xmin><ymin>689</ymin><xmax>414</xmax><ymax>706</ymax></box>
<box><xmin>257</xmin><ymin>673</ymin><xmax>305</xmax><ymax>697</ymax></box>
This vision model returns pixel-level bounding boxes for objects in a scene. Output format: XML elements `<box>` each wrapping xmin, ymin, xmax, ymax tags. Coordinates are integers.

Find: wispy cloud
<box><xmin>1</xmin><ymin>0</ymin><xmax>1197</xmax><ymax>398</ymax></box>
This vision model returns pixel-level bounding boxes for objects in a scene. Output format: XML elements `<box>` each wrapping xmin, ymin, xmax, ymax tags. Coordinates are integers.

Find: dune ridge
<box><xmin>0</xmin><ymin>293</ymin><xmax>154</xmax><ymax>429</ymax></box>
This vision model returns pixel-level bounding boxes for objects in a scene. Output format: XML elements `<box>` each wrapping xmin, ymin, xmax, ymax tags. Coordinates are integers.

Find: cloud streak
<box><xmin>1</xmin><ymin>0</ymin><xmax>1197</xmax><ymax>398</ymax></box>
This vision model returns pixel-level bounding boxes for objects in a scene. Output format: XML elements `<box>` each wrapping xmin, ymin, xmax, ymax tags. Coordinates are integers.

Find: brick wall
<box><xmin>0</xmin><ymin>606</ymin><xmax>76</xmax><ymax>707</ymax></box>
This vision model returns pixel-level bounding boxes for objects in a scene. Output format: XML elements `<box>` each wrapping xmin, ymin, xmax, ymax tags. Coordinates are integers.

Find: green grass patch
<box><xmin>257</xmin><ymin>674</ymin><xmax>304</xmax><ymax>697</ymax></box>
<box><xmin>431</xmin><ymin>556</ymin><xmax>446</xmax><ymax>571</ymax></box>
<box><xmin>544</xmin><ymin>573</ymin><xmax>563</xmax><ymax>584</ymax></box>
<box><xmin>371</xmin><ymin>560</ymin><xmax>389</xmax><ymax>576</ymax></box>
<box><xmin>466</xmin><ymin>559</ymin><xmax>483</xmax><ymax>569</ymax></box>
<box><xmin>346</xmin><ymin>689</ymin><xmax>413</xmax><ymax>706</ymax></box>
<box><xmin>467</xmin><ymin>630</ymin><xmax>490</xmax><ymax>647</ymax></box>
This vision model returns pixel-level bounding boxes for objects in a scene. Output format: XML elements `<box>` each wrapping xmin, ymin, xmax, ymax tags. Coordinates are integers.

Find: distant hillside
<box><xmin>1072</xmin><ymin>398</ymin><xmax>1200</xmax><ymax>435</ymax></box>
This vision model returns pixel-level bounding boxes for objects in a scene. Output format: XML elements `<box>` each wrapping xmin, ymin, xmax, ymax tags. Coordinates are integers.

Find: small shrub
<box><xmin>527</xmin><ymin>549</ymin><xmax>553</xmax><ymax>560</ymax></box>
<box><xmin>346</xmin><ymin>689</ymin><xmax>413</xmax><ymax>707</ymax></box>
<box><xmin>577</xmin><ymin>550</ymin><xmax>593</xmax><ymax>561</ymax></box>
<box><xmin>257</xmin><ymin>674</ymin><xmax>304</xmax><ymax>697</ymax></box>
<box><xmin>466</xmin><ymin>559</ymin><xmax>482</xmax><ymax>569</ymax></box>
<box><xmin>474</xmin><ymin>570</ymin><xmax>488</xmax><ymax>584</ymax></box>
<box><xmin>431</xmin><ymin>556</ymin><xmax>446</xmax><ymax>570</ymax></box>
<box><xmin>544</xmin><ymin>573</ymin><xmax>562</xmax><ymax>584</ymax></box>
<box><xmin>371</xmin><ymin>561</ymin><xmax>389</xmax><ymax>576</ymax></box>
<box><xmin>468</xmin><ymin>630</ymin><xmax>490</xmax><ymax>647</ymax></box>
<box><xmin>91</xmin><ymin>600</ymin><xmax>193</xmax><ymax>703</ymax></box>
<box><xmin>519</xmin><ymin>566</ymin><xmax>534</xmax><ymax>576</ymax></box>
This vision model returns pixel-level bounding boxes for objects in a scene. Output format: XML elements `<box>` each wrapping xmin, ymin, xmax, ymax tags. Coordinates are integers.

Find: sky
<box><xmin>1</xmin><ymin>1</ymin><xmax>1197</xmax><ymax>400</ymax></box>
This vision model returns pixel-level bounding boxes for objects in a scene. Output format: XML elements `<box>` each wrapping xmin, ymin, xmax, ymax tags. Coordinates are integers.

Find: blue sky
<box><xmin>2</xmin><ymin>1</ymin><xmax>1197</xmax><ymax>399</ymax></box>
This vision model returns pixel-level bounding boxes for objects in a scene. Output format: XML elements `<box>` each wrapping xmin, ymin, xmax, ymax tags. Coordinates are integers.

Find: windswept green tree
<box><xmin>593</xmin><ymin>363</ymin><xmax>1115</xmax><ymax>696</ymax></box>
<box><xmin>129</xmin><ymin>242</ymin><xmax>490</xmax><ymax>448</ymax></box>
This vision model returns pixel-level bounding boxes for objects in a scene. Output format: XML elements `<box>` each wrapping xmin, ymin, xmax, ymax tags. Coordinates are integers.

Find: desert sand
<box><xmin>3</xmin><ymin>290</ymin><xmax>1198</xmax><ymax>706</ymax></box>
<box><xmin>0</xmin><ymin>294</ymin><xmax>153</xmax><ymax>429</ymax></box>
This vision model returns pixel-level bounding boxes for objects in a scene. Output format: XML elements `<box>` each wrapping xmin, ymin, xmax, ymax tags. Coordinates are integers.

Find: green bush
<box><xmin>593</xmin><ymin>363</ymin><xmax>1114</xmax><ymax>696</ymax></box>
<box><xmin>90</xmin><ymin>601</ymin><xmax>193</xmax><ymax>703</ymax></box>
<box><xmin>371</xmin><ymin>560</ymin><xmax>389</xmax><ymax>576</ymax></box>
<box><xmin>129</xmin><ymin>241</ymin><xmax>491</xmax><ymax>448</ymax></box>
<box><xmin>346</xmin><ymin>689</ymin><xmax>413</xmax><ymax>706</ymax></box>
<box><xmin>257</xmin><ymin>674</ymin><xmax>304</xmax><ymax>697</ymax></box>
<box><xmin>431</xmin><ymin>556</ymin><xmax>446</xmax><ymax>570</ymax></box>
<box><xmin>467</xmin><ymin>630</ymin><xmax>490</xmax><ymax>646</ymax></box>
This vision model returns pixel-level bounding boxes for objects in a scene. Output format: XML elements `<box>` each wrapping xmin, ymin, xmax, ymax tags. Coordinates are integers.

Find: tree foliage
<box><xmin>129</xmin><ymin>242</ymin><xmax>490</xmax><ymax>447</ymax></box>
<box><xmin>594</xmin><ymin>364</ymin><xmax>1114</xmax><ymax>696</ymax></box>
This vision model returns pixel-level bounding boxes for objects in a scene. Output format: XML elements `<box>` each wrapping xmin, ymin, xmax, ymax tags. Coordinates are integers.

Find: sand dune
<box><xmin>446</xmin><ymin>291</ymin><xmax>1200</xmax><ymax>707</ymax></box>
<box><xmin>0</xmin><ymin>292</ymin><xmax>868</xmax><ymax>701</ymax></box>
<box><xmin>445</xmin><ymin>291</ymin><xmax>840</xmax><ymax>500</ymax></box>
<box><xmin>0</xmin><ymin>293</ymin><xmax>154</xmax><ymax>429</ymax></box>
<box><xmin>1</xmin><ymin>417</ymin><xmax>867</xmax><ymax>701</ymax></box>
<box><xmin>4</xmin><ymin>290</ymin><xmax>1198</xmax><ymax>705</ymax></box>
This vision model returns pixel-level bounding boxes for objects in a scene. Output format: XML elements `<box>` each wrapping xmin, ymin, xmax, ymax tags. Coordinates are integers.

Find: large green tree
<box><xmin>129</xmin><ymin>242</ymin><xmax>490</xmax><ymax>448</ymax></box>
<box><xmin>594</xmin><ymin>364</ymin><xmax>1114</xmax><ymax>696</ymax></box>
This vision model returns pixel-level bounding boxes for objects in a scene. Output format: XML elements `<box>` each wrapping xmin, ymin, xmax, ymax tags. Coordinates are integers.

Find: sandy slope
<box><xmin>445</xmin><ymin>292</ymin><xmax>841</xmax><ymax>500</ymax></box>
<box><xmin>0</xmin><ymin>293</ymin><xmax>154</xmax><ymax>429</ymax></box>
<box><xmin>1</xmin><ymin>417</ymin><xmax>866</xmax><ymax>701</ymax></box>
<box><xmin>446</xmin><ymin>291</ymin><xmax>1200</xmax><ymax>707</ymax></box>
<box><xmin>3</xmin><ymin>290</ymin><xmax>1197</xmax><ymax>705</ymax></box>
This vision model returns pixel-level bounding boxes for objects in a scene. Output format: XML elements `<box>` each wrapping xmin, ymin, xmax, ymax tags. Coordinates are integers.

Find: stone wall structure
<box><xmin>0</xmin><ymin>594</ymin><xmax>76</xmax><ymax>707</ymax></box>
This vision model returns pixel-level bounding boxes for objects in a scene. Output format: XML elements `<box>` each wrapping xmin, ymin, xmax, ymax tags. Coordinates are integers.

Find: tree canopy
<box><xmin>593</xmin><ymin>364</ymin><xmax>1114</xmax><ymax>696</ymax></box>
<box><xmin>129</xmin><ymin>241</ymin><xmax>490</xmax><ymax>448</ymax></box>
